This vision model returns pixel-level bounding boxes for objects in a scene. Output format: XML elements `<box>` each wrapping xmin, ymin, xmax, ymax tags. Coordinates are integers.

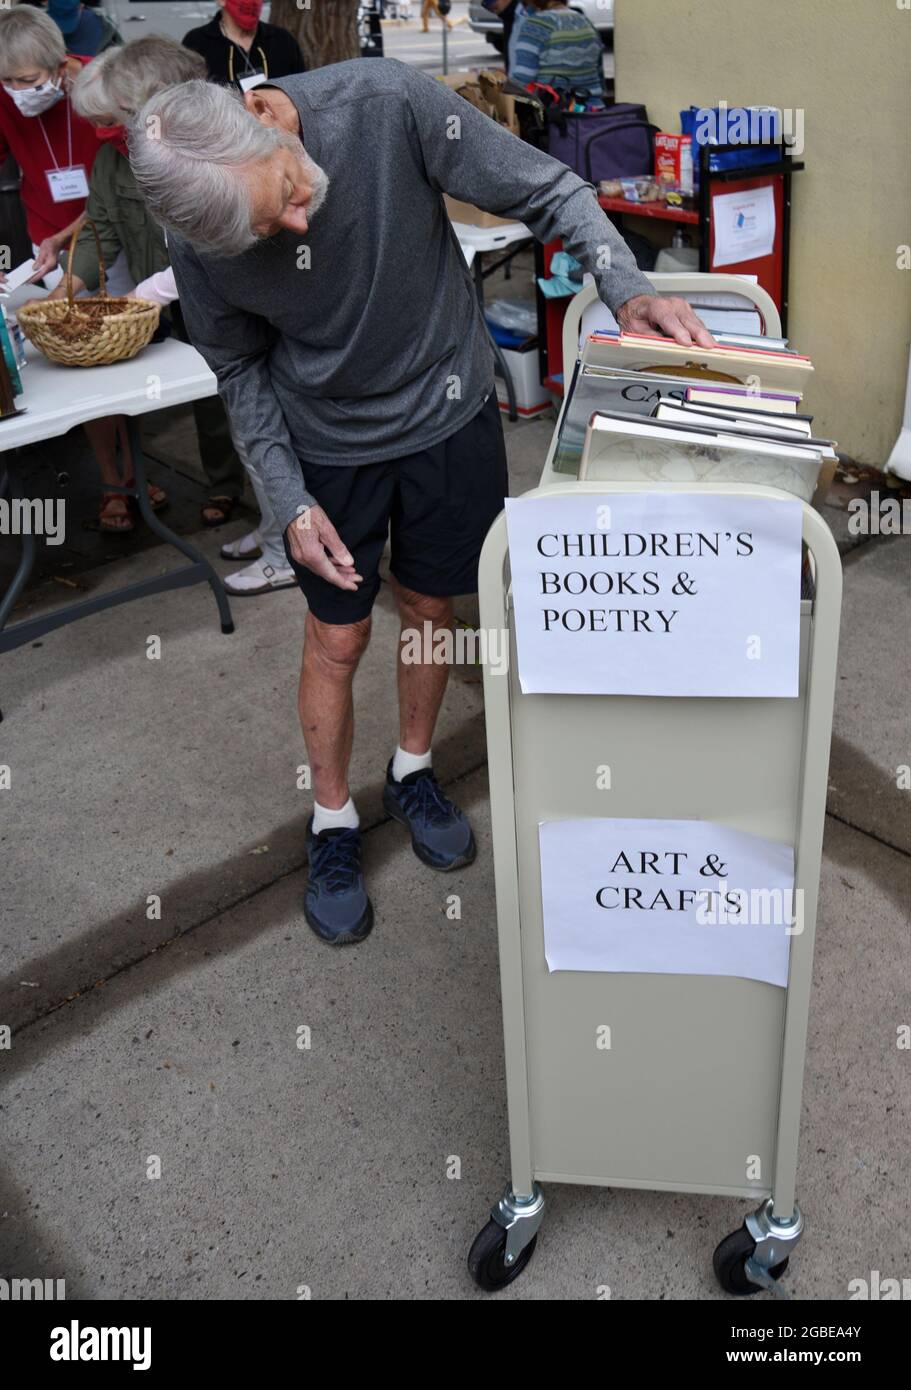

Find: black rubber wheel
<box><xmin>713</xmin><ymin>1225</ymin><xmax>789</xmax><ymax>1296</ymax></box>
<box><xmin>468</xmin><ymin>1218</ymin><xmax>538</xmax><ymax>1291</ymax></box>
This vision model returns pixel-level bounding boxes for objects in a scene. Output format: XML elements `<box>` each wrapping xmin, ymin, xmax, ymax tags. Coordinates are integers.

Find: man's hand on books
<box><xmin>285</xmin><ymin>506</ymin><xmax>363</xmax><ymax>591</ymax></box>
<box><xmin>616</xmin><ymin>294</ymin><xmax>717</xmax><ymax>349</ymax></box>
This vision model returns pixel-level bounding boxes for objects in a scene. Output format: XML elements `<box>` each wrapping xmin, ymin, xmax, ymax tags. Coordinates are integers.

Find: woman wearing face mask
<box><xmin>0</xmin><ymin>6</ymin><xmax>103</xmax><ymax>289</ymax></box>
<box><xmin>183</xmin><ymin>0</ymin><xmax>305</xmax><ymax>91</ymax></box>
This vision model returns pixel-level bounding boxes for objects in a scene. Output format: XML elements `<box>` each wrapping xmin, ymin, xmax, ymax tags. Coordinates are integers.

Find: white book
<box><xmin>654</xmin><ymin>400</ymin><xmax>814</xmax><ymax>440</ymax></box>
<box><xmin>686</xmin><ymin>387</ymin><xmax>801</xmax><ymax>414</ymax></box>
<box><xmin>579</xmin><ymin>411</ymin><xmax>824</xmax><ymax>503</ymax></box>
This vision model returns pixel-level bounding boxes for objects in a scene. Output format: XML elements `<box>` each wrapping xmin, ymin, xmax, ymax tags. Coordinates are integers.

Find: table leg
<box><xmin>0</xmin><ymin>460</ymin><xmax>36</xmax><ymax>721</ymax></box>
<box><xmin>473</xmin><ymin>258</ymin><xmax>518</xmax><ymax>424</ymax></box>
<box><xmin>126</xmin><ymin>420</ymin><xmax>234</xmax><ymax>634</ymax></box>
<box><xmin>0</xmin><ymin>422</ymin><xmax>235</xmax><ymax>718</ymax></box>
<box><xmin>0</xmin><ymin>460</ymin><xmax>36</xmax><ymax>634</ymax></box>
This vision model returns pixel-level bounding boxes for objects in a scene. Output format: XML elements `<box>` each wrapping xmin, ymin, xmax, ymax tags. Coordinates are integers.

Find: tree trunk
<box><xmin>269</xmin><ymin>0</ymin><xmax>361</xmax><ymax>70</ymax></box>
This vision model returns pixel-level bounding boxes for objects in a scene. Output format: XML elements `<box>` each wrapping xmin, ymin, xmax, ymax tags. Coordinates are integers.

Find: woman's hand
<box><xmin>28</xmin><ymin>235</ymin><xmax>66</xmax><ymax>284</ymax></box>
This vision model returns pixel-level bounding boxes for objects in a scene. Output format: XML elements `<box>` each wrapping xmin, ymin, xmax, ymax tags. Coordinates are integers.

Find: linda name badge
<box><xmin>538</xmin><ymin>817</ymin><xmax>796</xmax><ymax>988</ymax></box>
<box><xmin>46</xmin><ymin>165</ymin><xmax>89</xmax><ymax>202</ymax></box>
<box><xmin>505</xmin><ymin>492</ymin><xmax>803</xmax><ymax>698</ymax></box>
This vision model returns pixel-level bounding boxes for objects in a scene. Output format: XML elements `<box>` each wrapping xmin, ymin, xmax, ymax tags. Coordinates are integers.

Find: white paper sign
<box><xmin>539</xmin><ymin>818</ymin><xmax>795</xmax><ymax>987</ymax></box>
<box><xmin>505</xmin><ymin>493</ymin><xmax>802</xmax><ymax>697</ymax></box>
<box><xmin>712</xmin><ymin>184</ymin><xmax>776</xmax><ymax>267</ymax></box>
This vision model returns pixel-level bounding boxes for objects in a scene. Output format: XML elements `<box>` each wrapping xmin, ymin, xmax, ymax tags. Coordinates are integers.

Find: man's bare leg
<box><xmin>391</xmin><ymin>579</ymin><xmax>453</xmax><ymax>756</ymax></box>
<box><xmin>298</xmin><ymin>611</ymin><xmax>372</xmax><ymax>810</ymax></box>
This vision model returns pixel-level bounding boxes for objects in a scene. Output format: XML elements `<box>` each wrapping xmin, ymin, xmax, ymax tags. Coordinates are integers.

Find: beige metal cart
<box><xmin>469</xmin><ymin>477</ymin><xmax>841</xmax><ymax>1294</ymax></box>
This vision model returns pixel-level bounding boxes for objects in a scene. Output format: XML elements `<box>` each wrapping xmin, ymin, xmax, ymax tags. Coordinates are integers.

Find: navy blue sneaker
<box><xmin>304</xmin><ymin>819</ymin><xmax>374</xmax><ymax>944</ymax></box>
<box><xmin>383</xmin><ymin>761</ymin><xmax>477</xmax><ymax>871</ymax></box>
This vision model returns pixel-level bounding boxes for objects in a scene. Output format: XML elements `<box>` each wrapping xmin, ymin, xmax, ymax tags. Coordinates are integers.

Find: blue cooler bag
<box><xmin>681</xmin><ymin>105</ymin><xmax>783</xmax><ymax>187</ymax></box>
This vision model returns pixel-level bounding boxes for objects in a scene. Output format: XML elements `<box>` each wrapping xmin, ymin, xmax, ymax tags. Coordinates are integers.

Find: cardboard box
<box><xmin>436</xmin><ymin>70</ymin><xmax>519</xmax><ymax>134</ymax></box>
<box><xmin>443</xmin><ymin>195</ymin><xmax>514</xmax><ymax>230</ymax></box>
<box><xmin>654</xmin><ymin>132</ymin><xmax>694</xmax><ymax>197</ymax></box>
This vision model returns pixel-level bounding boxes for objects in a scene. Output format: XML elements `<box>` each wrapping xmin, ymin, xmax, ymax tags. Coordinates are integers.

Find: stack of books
<box><xmin>552</xmin><ymin>330</ymin><xmax>834</xmax><ymax>506</ymax></box>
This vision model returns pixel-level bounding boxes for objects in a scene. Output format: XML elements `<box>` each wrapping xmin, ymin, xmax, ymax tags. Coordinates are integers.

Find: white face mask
<box><xmin>3</xmin><ymin>77</ymin><xmax>64</xmax><ymax>118</ymax></box>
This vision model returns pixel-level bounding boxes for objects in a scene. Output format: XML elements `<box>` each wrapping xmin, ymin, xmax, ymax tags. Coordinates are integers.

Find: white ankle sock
<box><xmin>392</xmin><ymin>745</ymin><xmax>432</xmax><ymax>782</ymax></box>
<box><xmin>313</xmin><ymin>796</ymin><xmax>359</xmax><ymax>834</ymax></box>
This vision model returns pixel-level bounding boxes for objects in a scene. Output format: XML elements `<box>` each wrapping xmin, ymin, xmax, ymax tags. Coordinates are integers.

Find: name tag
<box><xmin>46</xmin><ymin>165</ymin><xmax>89</xmax><ymax>202</ymax></box>
<box><xmin>238</xmin><ymin>71</ymin><xmax>267</xmax><ymax>92</ymax></box>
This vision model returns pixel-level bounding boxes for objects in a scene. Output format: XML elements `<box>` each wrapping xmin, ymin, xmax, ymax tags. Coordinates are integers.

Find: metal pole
<box><xmin>442</xmin><ymin>19</ymin><xmax>449</xmax><ymax>74</ymax></box>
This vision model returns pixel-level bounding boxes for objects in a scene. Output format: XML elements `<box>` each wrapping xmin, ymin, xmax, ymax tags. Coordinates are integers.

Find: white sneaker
<box><xmin>220</xmin><ymin>529</ymin><xmax>263</xmax><ymax>562</ymax></box>
<box><xmin>224</xmin><ymin>558</ymin><xmax>297</xmax><ymax>596</ymax></box>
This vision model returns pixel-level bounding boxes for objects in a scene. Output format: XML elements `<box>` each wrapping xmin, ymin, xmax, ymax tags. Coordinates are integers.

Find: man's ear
<box><xmin>244</xmin><ymin>89</ymin><xmax>278</xmax><ymax>126</ymax></box>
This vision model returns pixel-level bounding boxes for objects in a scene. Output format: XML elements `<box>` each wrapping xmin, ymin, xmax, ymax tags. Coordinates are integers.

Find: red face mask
<box><xmin>95</xmin><ymin>123</ymin><xmax>129</xmax><ymax>158</ymax></box>
<box><xmin>223</xmin><ymin>0</ymin><xmax>263</xmax><ymax>31</ymax></box>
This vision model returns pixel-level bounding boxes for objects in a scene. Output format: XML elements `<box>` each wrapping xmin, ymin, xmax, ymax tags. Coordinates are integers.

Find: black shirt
<box><xmin>182</xmin><ymin>14</ymin><xmax>305</xmax><ymax>87</ymax></box>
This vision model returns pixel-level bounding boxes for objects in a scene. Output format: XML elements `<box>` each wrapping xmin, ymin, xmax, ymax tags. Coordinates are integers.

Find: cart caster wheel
<box><xmin>468</xmin><ymin>1219</ymin><xmax>538</xmax><ymax>1291</ymax></box>
<box><xmin>713</xmin><ymin>1225</ymin><xmax>789</xmax><ymax>1296</ymax></box>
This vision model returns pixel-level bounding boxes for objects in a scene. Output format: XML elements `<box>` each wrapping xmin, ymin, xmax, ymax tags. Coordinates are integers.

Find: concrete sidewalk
<box><xmin>1</xmin><ymin>409</ymin><xmax>909</xmax><ymax>1299</ymax></box>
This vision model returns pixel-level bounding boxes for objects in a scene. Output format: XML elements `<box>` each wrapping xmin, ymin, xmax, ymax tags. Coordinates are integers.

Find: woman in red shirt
<box><xmin>0</xmin><ymin>6</ymin><xmax>102</xmax><ymax>285</ymax></box>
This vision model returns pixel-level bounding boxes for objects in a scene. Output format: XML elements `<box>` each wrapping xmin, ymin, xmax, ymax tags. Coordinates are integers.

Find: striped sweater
<box><xmin>512</xmin><ymin>6</ymin><xmax>604</xmax><ymax>101</ymax></box>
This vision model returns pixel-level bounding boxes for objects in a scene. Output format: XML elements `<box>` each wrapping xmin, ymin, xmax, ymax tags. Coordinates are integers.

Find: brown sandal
<box><xmin>122</xmin><ymin>479</ymin><xmax>169</xmax><ymax>513</ymax></box>
<box><xmin>142</xmin><ymin>481</ymin><xmax>168</xmax><ymax>512</ymax></box>
<box><xmin>99</xmin><ymin>492</ymin><xmax>134</xmax><ymax>533</ymax></box>
<box><xmin>201</xmin><ymin>495</ymin><xmax>237</xmax><ymax>528</ymax></box>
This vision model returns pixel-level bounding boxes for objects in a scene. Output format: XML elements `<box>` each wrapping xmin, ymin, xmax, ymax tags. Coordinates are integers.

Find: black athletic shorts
<box><xmin>282</xmin><ymin>392</ymin><xmax>509</xmax><ymax>625</ymax></box>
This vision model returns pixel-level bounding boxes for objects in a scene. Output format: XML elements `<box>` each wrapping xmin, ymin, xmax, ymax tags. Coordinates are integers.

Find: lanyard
<box><xmin>37</xmin><ymin>96</ymin><xmax>73</xmax><ymax>173</ymax></box>
<box><xmin>228</xmin><ymin>43</ymin><xmax>268</xmax><ymax>82</ymax></box>
<box><xmin>222</xmin><ymin>25</ymin><xmax>268</xmax><ymax>84</ymax></box>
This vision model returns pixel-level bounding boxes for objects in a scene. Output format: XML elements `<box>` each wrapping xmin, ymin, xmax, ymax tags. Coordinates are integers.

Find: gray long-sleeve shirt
<box><xmin>166</xmin><ymin>58</ymin><xmax>653</xmax><ymax>534</ymax></box>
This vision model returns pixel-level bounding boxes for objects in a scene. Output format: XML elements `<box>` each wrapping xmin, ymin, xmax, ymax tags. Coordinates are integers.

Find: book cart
<box><xmin>468</xmin><ymin>315</ymin><xmax>841</xmax><ymax>1296</ymax></box>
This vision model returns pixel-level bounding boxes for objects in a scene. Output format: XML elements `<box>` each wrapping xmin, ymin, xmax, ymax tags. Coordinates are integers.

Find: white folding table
<box><xmin>0</xmin><ymin>293</ymin><xmax>234</xmax><ymax>717</ymax></box>
<box><xmin>451</xmin><ymin>218</ymin><xmax>534</xmax><ymax>422</ymax></box>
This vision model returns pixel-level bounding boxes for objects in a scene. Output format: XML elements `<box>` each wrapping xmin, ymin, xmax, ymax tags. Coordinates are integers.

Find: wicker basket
<box><xmin>18</xmin><ymin>217</ymin><xmax>161</xmax><ymax>368</ymax></box>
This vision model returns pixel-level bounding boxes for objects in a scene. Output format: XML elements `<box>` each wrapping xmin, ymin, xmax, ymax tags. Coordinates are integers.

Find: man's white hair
<box><xmin>130</xmin><ymin>79</ymin><xmax>324</xmax><ymax>258</ymax></box>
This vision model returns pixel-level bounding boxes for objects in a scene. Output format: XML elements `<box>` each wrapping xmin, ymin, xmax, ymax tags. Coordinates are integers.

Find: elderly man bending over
<box><xmin>130</xmin><ymin>58</ymin><xmax>714</xmax><ymax>946</ymax></box>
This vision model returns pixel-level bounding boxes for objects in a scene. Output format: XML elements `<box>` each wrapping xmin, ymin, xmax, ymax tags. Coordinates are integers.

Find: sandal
<box><xmin>99</xmin><ymin>492</ymin><xmax>135</xmax><ymax>533</ymax></box>
<box><xmin>144</xmin><ymin>481</ymin><xmax>168</xmax><ymax>512</ymax></box>
<box><xmin>201</xmin><ymin>495</ymin><xmax>237</xmax><ymax>528</ymax></box>
<box><xmin>120</xmin><ymin>478</ymin><xmax>169</xmax><ymax>513</ymax></box>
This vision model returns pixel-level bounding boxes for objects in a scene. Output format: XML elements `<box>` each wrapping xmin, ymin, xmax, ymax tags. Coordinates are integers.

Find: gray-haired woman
<box><xmin>0</xmin><ymin>6</ymin><xmax>103</xmax><ymax>289</ymax></box>
<box><xmin>46</xmin><ymin>36</ymin><xmax>245</xmax><ymax>533</ymax></box>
